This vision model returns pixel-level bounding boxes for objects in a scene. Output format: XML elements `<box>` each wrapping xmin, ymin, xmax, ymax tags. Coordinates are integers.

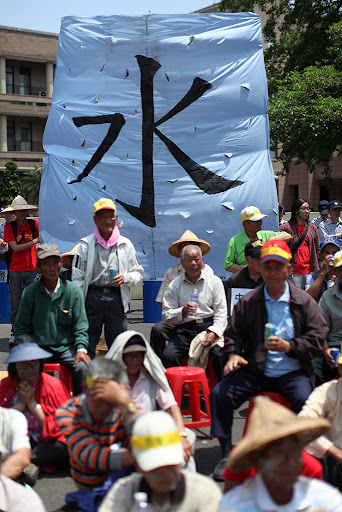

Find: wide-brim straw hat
<box><xmin>228</xmin><ymin>397</ymin><xmax>331</xmax><ymax>472</ymax></box>
<box><xmin>1</xmin><ymin>195</ymin><xmax>37</xmax><ymax>212</ymax></box>
<box><xmin>168</xmin><ymin>230</ymin><xmax>211</xmax><ymax>258</ymax></box>
<box><xmin>61</xmin><ymin>243</ymin><xmax>81</xmax><ymax>269</ymax></box>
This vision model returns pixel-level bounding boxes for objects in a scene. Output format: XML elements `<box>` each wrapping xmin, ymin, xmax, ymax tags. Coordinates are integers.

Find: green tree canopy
<box><xmin>0</xmin><ymin>161</ymin><xmax>21</xmax><ymax>209</ymax></box>
<box><xmin>20</xmin><ymin>165</ymin><xmax>43</xmax><ymax>205</ymax></box>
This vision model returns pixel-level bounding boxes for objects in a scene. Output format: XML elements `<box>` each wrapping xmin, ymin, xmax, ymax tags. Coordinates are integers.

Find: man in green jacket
<box><xmin>14</xmin><ymin>244</ymin><xmax>90</xmax><ymax>395</ymax></box>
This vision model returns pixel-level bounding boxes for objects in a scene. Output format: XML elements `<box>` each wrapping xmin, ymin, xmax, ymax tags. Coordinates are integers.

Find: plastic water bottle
<box><xmin>189</xmin><ymin>287</ymin><xmax>199</xmax><ymax>318</ymax></box>
<box><xmin>132</xmin><ymin>492</ymin><xmax>152</xmax><ymax>511</ymax></box>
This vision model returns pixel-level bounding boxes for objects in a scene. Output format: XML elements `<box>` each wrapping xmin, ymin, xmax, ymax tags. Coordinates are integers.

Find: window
<box><xmin>7</xmin><ymin>120</ymin><xmax>16</xmax><ymax>151</ymax></box>
<box><xmin>20</xmin><ymin>122</ymin><xmax>32</xmax><ymax>151</ymax></box>
<box><xmin>19</xmin><ymin>67</ymin><xmax>31</xmax><ymax>95</ymax></box>
<box><xmin>6</xmin><ymin>66</ymin><xmax>14</xmax><ymax>94</ymax></box>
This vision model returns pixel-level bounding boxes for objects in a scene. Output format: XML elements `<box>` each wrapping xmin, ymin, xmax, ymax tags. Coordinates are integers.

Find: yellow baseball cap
<box><xmin>93</xmin><ymin>198</ymin><xmax>116</xmax><ymax>214</ymax></box>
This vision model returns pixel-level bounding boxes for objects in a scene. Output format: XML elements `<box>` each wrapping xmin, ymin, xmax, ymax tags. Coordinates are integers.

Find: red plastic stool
<box><xmin>165</xmin><ymin>366</ymin><xmax>211</xmax><ymax>429</ymax></box>
<box><xmin>43</xmin><ymin>363</ymin><xmax>73</xmax><ymax>395</ymax></box>
<box><xmin>242</xmin><ymin>391</ymin><xmax>290</xmax><ymax>435</ymax></box>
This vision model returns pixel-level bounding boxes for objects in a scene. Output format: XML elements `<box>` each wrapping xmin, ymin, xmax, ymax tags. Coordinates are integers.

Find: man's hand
<box><xmin>324</xmin><ymin>347</ymin><xmax>334</xmax><ymax>368</ymax></box>
<box><xmin>182</xmin><ymin>302</ymin><xmax>197</xmax><ymax>318</ymax></box>
<box><xmin>74</xmin><ymin>350</ymin><xmax>91</xmax><ymax>367</ymax></box>
<box><xmin>0</xmin><ymin>238</ymin><xmax>7</xmax><ymax>248</ymax></box>
<box><xmin>201</xmin><ymin>331</ymin><xmax>217</xmax><ymax>347</ymax></box>
<box><xmin>88</xmin><ymin>378</ymin><xmax>132</xmax><ymax>409</ymax></box>
<box><xmin>321</xmin><ymin>255</ymin><xmax>334</xmax><ymax>276</ymax></box>
<box><xmin>181</xmin><ymin>437</ymin><xmax>192</xmax><ymax>462</ymax></box>
<box><xmin>224</xmin><ymin>354</ymin><xmax>248</xmax><ymax>376</ymax></box>
<box><xmin>113</xmin><ymin>274</ymin><xmax>124</xmax><ymax>286</ymax></box>
<box><xmin>266</xmin><ymin>336</ymin><xmax>291</xmax><ymax>353</ymax></box>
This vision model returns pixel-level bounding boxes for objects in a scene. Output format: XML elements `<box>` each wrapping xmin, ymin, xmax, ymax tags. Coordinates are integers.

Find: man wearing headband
<box><xmin>211</xmin><ymin>239</ymin><xmax>328</xmax><ymax>481</ymax></box>
<box><xmin>151</xmin><ymin>230</ymin><xmax>213</xmax><ymax>359</ymax></box>
<box><xmin>224</xmin><ymin>206</ymin><xmax>291</xmax><ymax>274</ymax></box>
<box><xmin>99</xmin><ymin>411</ymin><xmax>222</xmax><ymax>512</ymax></box>
<box><xmin>218</xmin><ymin>398</ymin><xmax>342</xmax><ymax>511</ymax></box>
<box><xmin>72</xmin><ymin>198</ymin><xmax>144</xmax><ymax>359</ymax></box>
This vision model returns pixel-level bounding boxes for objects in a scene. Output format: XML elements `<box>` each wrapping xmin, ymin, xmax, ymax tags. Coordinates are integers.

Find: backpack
<box><xmin>4</xmin><ymin>219</ymin><xmax>38</xmax><ymax>274</ymax></box>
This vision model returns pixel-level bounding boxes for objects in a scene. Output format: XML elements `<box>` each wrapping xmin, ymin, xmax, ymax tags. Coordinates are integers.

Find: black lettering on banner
<box><xmin>70</xmin><ymin>55</ymin><xmax>244</xmax><ymax>226</ymax></box>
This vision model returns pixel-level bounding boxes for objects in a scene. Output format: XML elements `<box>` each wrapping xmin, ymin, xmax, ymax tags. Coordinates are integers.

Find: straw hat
<box><xmin>228</xmin><ymin>397</ymin><xmax>330</xmax><ymax>472</ymax></box>
<box><xmin>1</xmin><ymin>195</ymin><xmax>37</xmax><ymax>212</ymax></box>
<box><xmin>168</xmin><ymin>230</ymin><xmax>211</xmax><ymax>258</ymax></box>
<box><xmin>61</xmin><ymin>243</ymin><xmax>80</xmax><ymax>269</ymax></box>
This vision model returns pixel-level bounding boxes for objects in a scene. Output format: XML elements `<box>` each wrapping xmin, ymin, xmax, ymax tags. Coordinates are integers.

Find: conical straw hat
<box><xmin>1</xmin><ymin>195</ymin><xmax>37</xmax><ymax>212</ymax></box>
<box><xmin>168</xmin><ymin>230</ymin><xmax>211</xmax><ymax>258</ymax></box>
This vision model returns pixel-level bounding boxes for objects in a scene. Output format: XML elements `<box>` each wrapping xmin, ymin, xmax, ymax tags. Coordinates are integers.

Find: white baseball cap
<box><xmin>241</xmin><ymin>206</ymin><xmax>267</xmax><ymax>222</ymax></box>
<box><xmin>131</xmin><ymin>411</ymin><xmax>184</xmax><ymax>471</ymax></box>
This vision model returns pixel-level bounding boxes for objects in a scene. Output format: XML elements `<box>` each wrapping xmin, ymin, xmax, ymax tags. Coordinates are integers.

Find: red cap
<box><xmin>261</xmin><ymin>239</ymin><xmax>292</xmax><ymax>263</ymax></box>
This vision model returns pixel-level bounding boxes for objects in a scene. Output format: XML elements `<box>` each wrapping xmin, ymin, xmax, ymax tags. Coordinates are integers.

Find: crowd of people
<box><xmin>1</xmin><ymin>194</ymin><xmax>342</xmax><ymax>511</ymax></box>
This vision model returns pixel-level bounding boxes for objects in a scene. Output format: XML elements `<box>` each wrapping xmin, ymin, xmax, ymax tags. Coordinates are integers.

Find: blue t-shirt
<box><xmin>264</xmin><ymin>281</ymin><xmax>301</xmax><ymax>377</ymax></box>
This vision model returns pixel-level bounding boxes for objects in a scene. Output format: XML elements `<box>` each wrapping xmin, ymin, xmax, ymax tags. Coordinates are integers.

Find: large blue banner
<box><xmin>41</xmin><ymin>13</ymin><xmax>277</xmax><ymax>279</ymax></box>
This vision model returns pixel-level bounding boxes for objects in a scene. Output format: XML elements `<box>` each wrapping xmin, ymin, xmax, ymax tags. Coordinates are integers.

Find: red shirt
<box><xmin>223</xmin><ymin>450</ymin><xmax>323</xmax><ymax>482</ymax></box>
<box><xmin>4</xmin><ymin>220</ymin><xmax>39</xmax><ymax>272</ymax></box>
<box><xmin>293</xmin><ymin>224</ymin><xmax>311</xmax><ymax>274</ymax></box>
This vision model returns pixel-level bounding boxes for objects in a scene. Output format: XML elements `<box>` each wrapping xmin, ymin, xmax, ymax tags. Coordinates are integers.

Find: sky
<box><xmin>1</xmin><ymin>0</ymin><xmax>215</xmax><ymax>34</ymax></box>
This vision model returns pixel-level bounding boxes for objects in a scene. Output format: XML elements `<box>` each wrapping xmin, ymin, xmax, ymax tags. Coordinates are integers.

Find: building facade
<box><xmin>0</xmin><ymin>26</ymin><xmax>58</xmax><ymax>170</ymax></box>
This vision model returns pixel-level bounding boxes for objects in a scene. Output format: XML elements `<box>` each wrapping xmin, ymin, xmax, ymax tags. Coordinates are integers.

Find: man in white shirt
<box><xmin>162</xmin><ymin>245</ymin><xmax>227</xmax><ymax>380</ymax></box>
<box><xmin>318</xmin><ymin>200</ymin><xmax>342</xmax><ymax>242</ymax></box>
<box><xmin>0</xmin><ymin>407</ymin><xmax>30</xmax><ymax>481</ymax></box>
<box><xmin>150</xmin><ymin>230</ymin><xmax>213</xmax><ymax>358</ymax></box>
<box><xmin>218</xmin><ymin>398</ymin><xmax>342</xmax><ymax>512</ymax></box>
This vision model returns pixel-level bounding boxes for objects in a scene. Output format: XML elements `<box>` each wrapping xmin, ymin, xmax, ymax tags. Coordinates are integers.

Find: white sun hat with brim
<box><xmin>1</xmin><ymin>195</ymin><xmax>37</xmax><ymax>212</ymax></box>
<box><xmin>227</xmin><ymin>397</ymin><xmax>330</xmax><ymax>472</ymax></box>
<box><xmin>241</xmin><ymin>206</ymin><xmax>268</xmax><ymax>222</ymax></box>
<box><xmin>131</xmin><ymin>411</ymin><xmax>184</xmax><ymax>471</ymax></box>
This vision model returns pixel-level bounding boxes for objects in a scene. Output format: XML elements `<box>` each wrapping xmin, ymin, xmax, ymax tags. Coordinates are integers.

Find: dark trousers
<box><xmin>85</xmin><ymin>287</ymin><xmax>127</xmax><ymax>359</ymax></box>
<box><xmin>150</xmin><ymin>321</ymin><xmax>175</xmax><ymax>359</ymax></box>
<box><xmin>162</xmin><ymin>318</ymin><xmax>225</xmax><ymax>381</ymax></box>
<box><xmin>321</xmin><ymin>455</ymin><xmax>342</xmax><ymax>490</ymax></box>
<box><xmin>9</xmin><ymin>269</ymin><xmax>38</xmax><ymax>326</ymax></box>
<box><xmin>312</xmin><ymin>351</ymin><xmax>339</xmax><ymax>387</ymax></box>
<box><xmin>47</xmin><ymin>348</ymin><xmax>87</xmax><ymax>396</ymax></box>
<box><xmin>31</xmin><ymin>439</ymin><xmax>68</xmax><ymax>466</ymax></box>
<box><xmin>210</xmin><ymin>367</ymin><xmax>312</xmax><ymax>454</ymax></box>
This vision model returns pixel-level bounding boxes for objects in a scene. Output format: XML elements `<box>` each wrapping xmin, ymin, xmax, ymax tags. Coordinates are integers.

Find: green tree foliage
<box><xmin>0</xmin><ymin>161</ymin><xmax>21</xmax><ymax>209</ymax></box>
<box><xmin>218</xmin><ymin>0</ymin><xmax>342</xmax><ymax>177</ymax></box>
<box><xmin>20</xmin><ymin>165</ymin><xmax>43</xmax><ymax>205</ymax></box>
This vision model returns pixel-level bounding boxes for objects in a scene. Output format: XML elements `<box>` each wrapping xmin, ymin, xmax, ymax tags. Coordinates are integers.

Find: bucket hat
<box><xmin>227</xmin><ymin>397</ymin><xmax>330</xmax><ymax>472</ymax></box>
<box><xmin>5</xmin><ymin>342</ymin><xmax>52</xmax><ymax>364</ymax></box>
<box><xmin>1</xmin><ymin>195</ymin><xmax>37</xmax><ymax>212</ymax></box>
<box><xmin>168</xmin><ymin>230</ymin><xmax>211</xmax><ymax>258</ymax></box>
<box><xmin>131</xmin><ymin>411</ymin><xmax>184</xmax><ymax>471</ymax></box>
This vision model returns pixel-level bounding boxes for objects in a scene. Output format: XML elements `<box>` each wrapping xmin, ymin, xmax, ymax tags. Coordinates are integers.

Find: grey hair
<box><xmin>86</xmin><ymin>358</ymin><xmax>127</xmax><ymax>385</ymax></box>
<box><xmin>181</xmin><ymin>244</ymin><xmax>202</xmax><ymax>260</ymax></box>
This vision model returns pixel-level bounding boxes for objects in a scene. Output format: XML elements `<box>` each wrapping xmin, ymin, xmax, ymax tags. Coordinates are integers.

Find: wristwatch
<box><xmin>35</xmin><ymin>403</ymin><xmax>42</xmax><ymax>412</ymax></box>
<box><xmin>124</xmin><ymin>402</ymin><xmax>137</xmax><ymax>415</ymax></box>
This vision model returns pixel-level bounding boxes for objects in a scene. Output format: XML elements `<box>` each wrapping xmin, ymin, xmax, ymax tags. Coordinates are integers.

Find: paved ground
<box><xmin>0</xmin><ymin>300</ymin><xmax>246</xmax><ymax>511</ymax></box>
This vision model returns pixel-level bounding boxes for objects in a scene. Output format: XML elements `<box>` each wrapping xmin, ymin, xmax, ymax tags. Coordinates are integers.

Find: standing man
<box><xmin>162</xmin><ymin>245</ymin><xmax>227</xmax><ymax>380</ymax></box>
<box><xmin>224</xmin><ymin>206</ymin><xmax>291</xmax><ymax>273</ymax></box>
<box><xmin>318</xmin><ymin>200</ymin><xmax>342</xmax><ymax>242</ymax></box>
<box><xmin>3</xmin><ymin>196</ymin><xmax>39</xmax><ymax>328</ymax></box>
<box><xmin>210</xmin><ymin>239</ymin><xmax>328</xmax><ymax>480</ymax></box>
<box><xmin>0</xmin><ymin>207</ymin><xmax>16</xmax><ymax>262</ymax></box>
<box><xmin>14</xmin><ymin>244</ymin><xmax>90</xmax><ymax>395</ymax></box>
<box><xmin>72</xmin><ymin>198</ymin><xmax>144</xmax><ymax>359</ymax></box>
<box><xmin>311</xmin><ymin>200</ymin><xmax>330</xmax><ymax>234</ymax></box>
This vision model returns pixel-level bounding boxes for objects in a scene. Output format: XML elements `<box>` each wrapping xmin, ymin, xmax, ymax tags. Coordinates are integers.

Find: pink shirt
<box><xmin>126</xmin><ymin>370</ymin><xmax>176</xmax><ymax>413</ymax></box>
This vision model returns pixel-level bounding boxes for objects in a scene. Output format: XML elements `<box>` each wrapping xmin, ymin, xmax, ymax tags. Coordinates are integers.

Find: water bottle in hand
<box><xmin>189</xmin><ymin>287</ymin><xmax>199</xmax><ymax>318</ymax></box>
<box><xmin>132</xmin><ymin>492</ymin><xmax>152</xmax><ymax>511</ymax></box>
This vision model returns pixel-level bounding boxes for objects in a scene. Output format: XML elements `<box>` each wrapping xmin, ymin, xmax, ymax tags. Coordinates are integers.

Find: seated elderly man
<box><xmin>218</xmin><ymin>398</ymin><xmax>341</xmax><ymax>511</ymax></box>
<box><xmin>224</xmin><ymin>206</ymin><xmax>291</xmax><ymax>273</ymax></box>
<box><xmin>314</xmin><ymin>249</ymin><xmax>342</xmax><ymax>385</ymax></box>
<box><xmin>99</xmin><ymin>411</ymin><xmax>222</xmax><ymax>512</ymax></box>
<box><xmin>305</xmin><ymin>236</ymin><xmax>339</xmax><ymax>302</ymax></box>
<box><xmin>150</xmin><ymin>230</ymin><xmax>213</xmax><ymax>359</ymax></box>
<box><xmin>56</xmin><ymin>358</ymin><xmax>137</xmax><ymax>512</ymax></box>
<box><xmin>13</xmin><ymin>243</ymin><xmax>90</xmax><ymax>396</ymax></box>
<box><xmin>211</xmin><ymin>239</ymin><xmax>328</xmax><ymax>481</ymax></box>
<box><xmin>162</xmin><ymin>244</ymin><xmax>227</xmax><ymax>381</ymax></box>
<box><xmin>299</xmin><ymin>351</ymin><xmax>342</xmax><ymax>490</ymax></box>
